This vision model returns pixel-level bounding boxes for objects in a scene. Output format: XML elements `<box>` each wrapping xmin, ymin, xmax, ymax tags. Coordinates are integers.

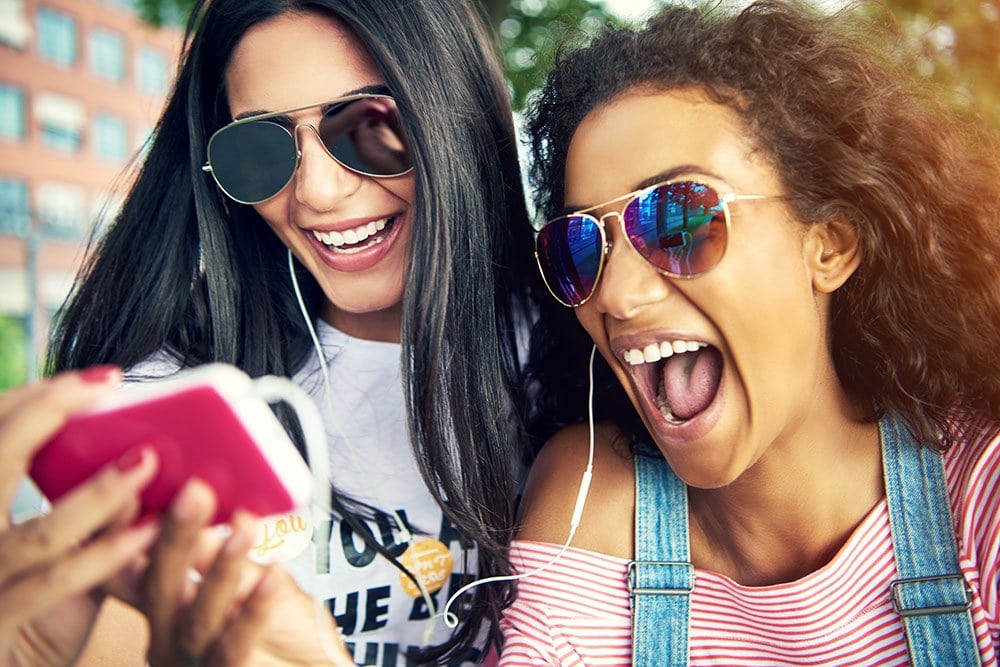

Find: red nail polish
<box><xmin>116</xmin><ymin>446</ymin><xmax>147</xmax><ymax>472</ymax></box>
<box><xmin>79</xmin><ymin>365</ymin><xmax>121</xmax><ymax>384</ymax></box>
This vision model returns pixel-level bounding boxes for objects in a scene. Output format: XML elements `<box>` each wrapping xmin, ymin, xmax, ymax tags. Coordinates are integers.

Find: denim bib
<box><xmin>629</xmin><ymin>414</ymin><xmax>979</xmax><ymax>666</ymax></box>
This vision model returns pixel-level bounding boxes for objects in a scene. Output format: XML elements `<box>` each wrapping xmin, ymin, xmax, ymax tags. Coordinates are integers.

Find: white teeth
<box><xmin>312</xmin><ymin>217</ymin><xmax>391</xmax><ymax>249</ymax></box>
<box><xmin>625</xmin><ymin>340</ymin><xmax>707</xmax><ymax>366</ymax></box>
<box><xmin>624</xmin><ymin>349</ymin><xmax>645</xmax><ymax>365</ymax></box>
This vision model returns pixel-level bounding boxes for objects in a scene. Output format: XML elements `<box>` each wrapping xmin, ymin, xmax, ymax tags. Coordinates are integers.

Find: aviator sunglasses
<box><xmin>202</xmin><ymin>93</ymin><xmax>412</xmax><ymax>205</ymax></box>
<box><xmin>535</xmin><ymin>180</ymin><xmax>779</xmax><ymax>307</ymax></box>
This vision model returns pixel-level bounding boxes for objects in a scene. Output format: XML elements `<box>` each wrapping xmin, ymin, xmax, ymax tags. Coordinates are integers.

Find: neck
<box><xmin>687</xmin><ymin>402</ymin><xmax>883</xmax><ymax>586</ymax></box>
<box><xmin>321</xmin><ymin>302</ymin><xmax>403</xmax><ymax>343</ymax></box>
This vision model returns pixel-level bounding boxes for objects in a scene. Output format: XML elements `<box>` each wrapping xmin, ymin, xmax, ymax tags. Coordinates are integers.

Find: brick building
<box><xmin>0</xmin><ymin>0</ymin><xmax>182</xmax><ymax>384</ymax></box>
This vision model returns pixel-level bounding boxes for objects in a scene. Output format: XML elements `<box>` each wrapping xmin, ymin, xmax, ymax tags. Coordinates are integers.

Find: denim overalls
<box><xmin>629</xmin><ymin>415</ymin><xmax>979</xmax><ymax>666</ymax></box>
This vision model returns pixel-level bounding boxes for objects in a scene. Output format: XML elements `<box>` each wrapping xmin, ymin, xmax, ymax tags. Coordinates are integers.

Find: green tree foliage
<box><xmin>493</xmin><ymin>0</ymin><xmax>620</xmax><ymax>109</ymax></box>
<box><xmin>133</xmin><ymin>0</ymin><xmax>619</xmax><ymax>111</ymax></box>
<box><xmin>134</xmin><ymin>0</ymin><xmax>999</xmax><ymax>126</ymax></box>
<box><xmin>867</xmin><ymin>0</ymin><xmax>1000</xmax><ymax>132</ymax></box>
<box><xmin>0</xmin><ymin>314</ymin><xmax>29</xmax><ymax>391</ymax></box>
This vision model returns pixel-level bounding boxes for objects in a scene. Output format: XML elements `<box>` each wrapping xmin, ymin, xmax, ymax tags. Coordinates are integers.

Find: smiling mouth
<box><xmin>311</xmin><ymin>215</ymin><xmax>397</xmax><ymax>254</ymax></box>
<box><xmin>623</xmin><ymin>340</ymin><xmax>723</xmax><ymax>423</ymax></box>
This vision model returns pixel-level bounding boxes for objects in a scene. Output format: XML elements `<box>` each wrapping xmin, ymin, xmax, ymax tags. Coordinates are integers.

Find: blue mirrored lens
<box><xmin>536</xmin><ymin>215</ymin><xmax>603</xmax><ymax>306</ymax></box>
<box><xmin>623</xmin><ymin>181</ymin><xmax>726</xmax><ymax>276</ymax></box>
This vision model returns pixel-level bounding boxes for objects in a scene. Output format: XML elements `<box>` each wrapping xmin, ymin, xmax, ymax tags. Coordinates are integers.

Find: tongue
<box><xmin>662</xmin><ymin>347</ymin><xmax>722</xmax><ymax>421</ymax></box>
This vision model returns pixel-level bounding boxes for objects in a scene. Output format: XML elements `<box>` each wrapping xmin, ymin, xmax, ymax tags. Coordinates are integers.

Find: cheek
<box><xmin>574</xmin><ymin>306</ymin><xmax>602</xmax><ymax>344</ymax></box>
<box><xmin>252</xmin><ymin>197</ymin><xmax>289</xmax><ymax>230</ymax></box>
<box><xmin>381</xmin><ymin>174</ymin><xmax>415</xmax><ymax>205</ymax></box>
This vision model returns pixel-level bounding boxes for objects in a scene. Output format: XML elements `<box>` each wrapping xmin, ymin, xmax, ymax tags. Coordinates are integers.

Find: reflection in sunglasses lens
<box><xmin>207</xmin><ymin>95</ymin><xmax>412</xmax><ymax>204</ymax></box>
<box><xmin>538</xmin><ymin>181</ymin><xmax>731</xmax><ymax>306</ymax></box>
<box><xmin>538</xmin><ymin>216</ymin><xmax>603</xmax><ymax>306</ymax></box>
<box><xmin>625</xmin><ymin>182</ymin><xmax>726</xmax><ymax>277</ymax></box>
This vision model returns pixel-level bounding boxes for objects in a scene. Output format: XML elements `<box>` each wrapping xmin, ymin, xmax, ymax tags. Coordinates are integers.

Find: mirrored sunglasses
<box><xmin>202</xmin><ymin>93</ymin><xmax>412</xmax><ymax>205</ymax></box>
<box><xmin>535</xmin><ymin>180</ymin><xmax>777</xmax><ymax>307</ymax></box>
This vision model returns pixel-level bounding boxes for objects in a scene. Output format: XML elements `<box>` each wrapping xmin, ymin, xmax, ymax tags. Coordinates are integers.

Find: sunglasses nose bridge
<box><xmin>597</xmin><ymin>210</ymin><xmax>634</xmax><ymax>257</ymax></box>
<box><xmin>293</xmin><ymin>123</ymin><xmax>323</xmax><ymax>159</ymax></box>
<box><xmin>290</xmin><ymin>123</ymin><xmax>362</xmax><ymax>208</ymax></box>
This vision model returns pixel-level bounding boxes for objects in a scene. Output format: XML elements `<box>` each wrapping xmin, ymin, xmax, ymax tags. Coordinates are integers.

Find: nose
<box><xmin>292</xmin><ymin>125</ymin><xmax>362</xmax><ymax>212</ymax></box>
<box><xmin>591</xmin><ymin>213</ymin><xmax>671</xmax><ymax>320</ymax></box>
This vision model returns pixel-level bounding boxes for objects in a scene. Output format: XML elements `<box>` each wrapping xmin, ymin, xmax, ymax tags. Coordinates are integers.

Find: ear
<box><xmin>805</xmin><ymin>219</ymin><xmax>861</xmax><ymax>293</ymax></box>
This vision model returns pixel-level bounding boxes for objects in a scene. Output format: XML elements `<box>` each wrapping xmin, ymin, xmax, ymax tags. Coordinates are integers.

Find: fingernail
<box><xmin>172</xmin><ymin>479</ymin><xmax>212</xmax><ymax>521</ymax></box>
<box><xmin>79</xmin><ymin>365</ymin><xmax>122</xmax><ymax>384</ymax></box>
<box><xmin>223</xmin><ymin>512</ymin><xmax>255</xmax><ymax>555</ymax></box>
<box><xmin>115</xmin><ymin>446</ymin><xmax>148</xmax><ymax>472</ymax></box>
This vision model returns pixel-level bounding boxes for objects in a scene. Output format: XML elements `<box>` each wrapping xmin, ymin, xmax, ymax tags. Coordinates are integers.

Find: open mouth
<box><xmin>311</xmin><ymin>215</ymin><xmax>397</xmax><ymax>254</ymax></box>
<box><xmin>623</xmin><ymin>340</ymin><xmax>723</xmax><ymax>424</ymax></box>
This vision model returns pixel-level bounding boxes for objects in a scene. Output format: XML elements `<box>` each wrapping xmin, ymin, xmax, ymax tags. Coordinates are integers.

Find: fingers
<box><xmin>201</xmin><ymin>565</ymin><xmax>282</xmax><ymax>667</ymax></box>
<box><xmin>0</xmin><ymin>519</ymin><xmax>159</xmax><ymax>635</ymax></box>
<box><xmin>176</xmin><ymin>511</ymin><xmax>258</xmax><ymax>657</ymax></box>
<box><xmin>0</xmin><ymin>367</ymin><xmax>122</xmax><ymax>515</ymax></box>
<box><xmin>203</xmin><ymin>566</ymin><xmax>355</xmax><ymax>667</ymax></box>
<box><xmin>0</xmin><ymin>446</ymin><xmax>158</xmax><ymax>584</ymax></box>
<box><xmin>144</xmin><ymin>480</ymin><xmax>217</xmax><ymax>666</ymax></box>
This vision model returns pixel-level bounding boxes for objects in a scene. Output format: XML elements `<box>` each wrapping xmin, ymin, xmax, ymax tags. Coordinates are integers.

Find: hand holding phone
<box><xmin>30</xmin><ymin>364</ymin><xmax>316</xmax><ymax>525</ymax></box>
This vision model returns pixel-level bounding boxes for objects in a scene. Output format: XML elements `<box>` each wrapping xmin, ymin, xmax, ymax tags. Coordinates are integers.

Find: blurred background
<box><xmin>0</xmin><ymin>0</ymin><xmax>997</xmax><ymax>389</ymax></box>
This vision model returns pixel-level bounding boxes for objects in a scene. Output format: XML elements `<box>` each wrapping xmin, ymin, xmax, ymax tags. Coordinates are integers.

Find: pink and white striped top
<box><xmin>500</xmin><ymin>413</ymin><xmax>1000</xmax><ymax>665</ymax></box>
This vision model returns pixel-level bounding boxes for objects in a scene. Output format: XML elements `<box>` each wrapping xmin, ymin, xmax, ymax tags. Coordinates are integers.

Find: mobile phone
<box><xmin>29</xmin><ymin>364</ymin><xmax>315</xmax><ymax>524</ymax></box>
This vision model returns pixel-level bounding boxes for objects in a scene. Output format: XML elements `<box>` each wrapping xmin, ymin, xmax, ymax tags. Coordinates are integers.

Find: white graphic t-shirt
<box><xmin>255</xmin><ymin>322</ymin><xmax>482</xmax><ymax>666</ymax></box>
<box><xmin>126</xmin><ymin>323</ymin><xmax>482</xmax><ymax>666</ymax></box>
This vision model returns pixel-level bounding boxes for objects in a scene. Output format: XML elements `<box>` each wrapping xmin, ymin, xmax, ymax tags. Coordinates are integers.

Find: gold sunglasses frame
<box><xmin>534</xmin><ymin>179</ymin><xmax>777</xmax><ymax>308</ymax></box>
<box><xmin>201</xmin><ymin>93</ymin><xmax>413</xmax><ymax>205</ymax></box>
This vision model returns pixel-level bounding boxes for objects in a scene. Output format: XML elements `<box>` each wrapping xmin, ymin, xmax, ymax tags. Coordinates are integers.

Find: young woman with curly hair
<box><xmin>506</xmin><ymin>1</ymin><xmax>1000</xmax><ymax>663</ymax></box>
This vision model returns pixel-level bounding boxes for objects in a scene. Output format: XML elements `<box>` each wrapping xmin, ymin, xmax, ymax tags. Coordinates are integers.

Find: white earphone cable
<box><xmin>286</xmin><ymin>249</ymin><xmax>440</xmax><ymax>647</ymax></box>
<box><xmin>439</xmin><ymin>344</ymin><xmax>598</xmax><ymax>627</ymax></box>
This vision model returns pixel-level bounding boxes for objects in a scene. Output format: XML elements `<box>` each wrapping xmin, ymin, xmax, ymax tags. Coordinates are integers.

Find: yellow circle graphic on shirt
<box><xmin>399</xmin><ymin>538</ymin><xmax>454</xmax><ymax>598</ymax></box>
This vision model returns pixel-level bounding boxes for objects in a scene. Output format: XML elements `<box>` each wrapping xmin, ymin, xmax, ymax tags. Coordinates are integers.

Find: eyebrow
<box><xmin>557</xmin><ymin>164</ymin><xmax>725</xmax><ymax>216</ymax></box>
<box><xmin>232</xmin><ymin>84</ymin><xmax>392</xmax><ymax>121</ymax></box>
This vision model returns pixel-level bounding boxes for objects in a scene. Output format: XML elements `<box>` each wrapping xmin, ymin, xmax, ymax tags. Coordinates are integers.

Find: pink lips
<box><xmin>305</xmin><ymin>215</ymin><xmax>402</xmax><ymax>273</ymax></box>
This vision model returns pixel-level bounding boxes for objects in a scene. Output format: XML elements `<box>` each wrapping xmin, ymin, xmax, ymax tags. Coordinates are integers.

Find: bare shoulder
<box><xmin>516</xmin><ymin>421</ymin><xmax>636</xmax><ymax>559</ymax></box>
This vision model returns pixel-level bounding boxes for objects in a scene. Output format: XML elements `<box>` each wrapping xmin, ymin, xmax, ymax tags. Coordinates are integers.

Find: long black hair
<box><xmin>49</xmin><ymin>0</ymin><xmax>537</xmax><ymax>659</ymax></box>
<box><xmin>525</xmin><ymin>0</ymin><xmax>1000</xmax><ymax>450</ymax></box>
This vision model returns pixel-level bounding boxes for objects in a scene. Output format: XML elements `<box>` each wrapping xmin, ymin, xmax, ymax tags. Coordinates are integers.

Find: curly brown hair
<box><xmin>526</xmin><ymin>0</ymin><xmax>1000</xmax><ymax>449</ymax></box>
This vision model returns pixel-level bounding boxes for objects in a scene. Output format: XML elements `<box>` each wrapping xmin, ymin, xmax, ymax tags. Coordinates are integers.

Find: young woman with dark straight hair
<box><xmin>19</xmin><ymin>0</ymin><xmax>538</xmax><ymax>663</ymax></box>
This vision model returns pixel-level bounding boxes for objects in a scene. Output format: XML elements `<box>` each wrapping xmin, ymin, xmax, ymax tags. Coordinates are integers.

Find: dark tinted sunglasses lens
<box><xmin>318</xmin><ymin>97</ymin><xmax>411</xmax><ymax>177</ymax></box>
<box><xmin>537</xmin><ymin>215</ymin><xmax>603</xmax><ymax>306</ymax></box>
<box><xmin>208</xmin><ymin>121</ymin><xmax>297</xmax><ymax>203</ymax></box>
<box><xmin>623</xmin><ymin>181</ymin><xmax>727</xmax><ymax>276</ymax></box>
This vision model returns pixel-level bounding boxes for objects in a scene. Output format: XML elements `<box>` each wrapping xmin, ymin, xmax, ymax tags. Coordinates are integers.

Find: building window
<box><xmin>37</xmin><ymin>7</ymin><xmax>78</xmax><ymax>66</ymax></box>
<box><xmin>94</xmin><ymin>113</ymin><xmax>128</xmax><ymax>162</ymax></box>
<box><xmin>136</xmin><ymin>47</ymin><xmax>168</xmax><ymax>94</ymax></box>
<box><xmin>0</xmin><ymin>0</ymin><xmax>31</xmax><ymax>49</ymax></box>
<box><xmin>89</xmin><ymin>27</ymin><xmax>125</xmax><ymax>82</ymax></box>
<box><xmin>0</xmin><ymin>85</ymin><xmax>26</xmax><ymax>141</ymax></box>
<box><xmin>37</xmin><ymin>181</ymin><xmax>88</xmax><ymax>239</ymax></box>
<box><xmin>35</xmin><ymin>92</ymin><xmax>85</xmax><ymax>153</ymax></box>
<box><xmin>0</xmin><ymin>178</ymin><xmax>29</xmax><ymax>236</ymax></box>
<box><xmin>101</xmin><ymin>0</ymin><xmax>136</xmax><ymax>10</ymax></box>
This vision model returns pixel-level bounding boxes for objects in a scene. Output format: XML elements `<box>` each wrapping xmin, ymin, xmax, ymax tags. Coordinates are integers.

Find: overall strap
<box><xmin>881</xmin><ymin>415</ymin><xmax>980</xmax><ymax>665</ymax></box>
<box><xmin>630</xmin><ymin>453</ymin><xmax>693</xmax><ymax>667</ymax></box>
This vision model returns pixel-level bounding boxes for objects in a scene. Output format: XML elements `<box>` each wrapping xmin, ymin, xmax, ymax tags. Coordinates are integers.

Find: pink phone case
<box><xmin>30</xmin><ymin>365</ymin><xmax>314</xmax><ymax>524</ymax></box>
